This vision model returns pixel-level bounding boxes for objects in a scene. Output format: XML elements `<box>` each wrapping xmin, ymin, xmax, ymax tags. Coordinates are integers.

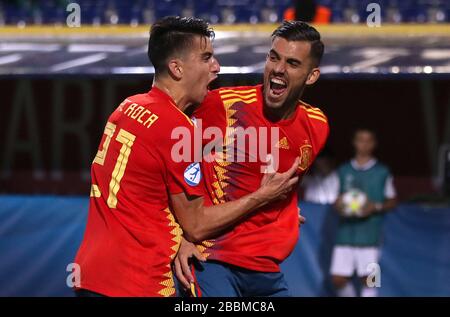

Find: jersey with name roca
<box><xmin>75</xmin><ymin>87</ymin><xmax>203</xmax><ymax>296</ymax></box>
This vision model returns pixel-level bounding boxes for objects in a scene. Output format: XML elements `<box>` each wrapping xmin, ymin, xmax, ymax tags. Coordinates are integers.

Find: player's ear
<box><xmin>168</xmin><ymin>58</ymin><xmax>183</xmax><ymax>80</ymax></box>
<box><xmin>306</xmin><ymin>67</ymin><xmax>320</xmax><ymax>86</ymax></box>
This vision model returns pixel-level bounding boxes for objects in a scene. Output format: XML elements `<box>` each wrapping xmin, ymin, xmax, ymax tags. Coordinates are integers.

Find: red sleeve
<box><xmin>310</xmin><ymin>112</ymin><xmax>330</xmax><ymax>158</ymax></box>
<box><xmin>161</xmin><ymin>116</ymin><xmax>205</xmax><ymax>197</ymax></box>
<box><xmin>166</xmin><ymin>160</ymin><xmax>204</xmax><ymax>197</ymax></box>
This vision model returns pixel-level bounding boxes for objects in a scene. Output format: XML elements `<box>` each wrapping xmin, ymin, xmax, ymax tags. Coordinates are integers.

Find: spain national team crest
<box><xmin>298</xmin><ymin>143</ymin><xmax>313</xmax><ymax>171</ymax></box>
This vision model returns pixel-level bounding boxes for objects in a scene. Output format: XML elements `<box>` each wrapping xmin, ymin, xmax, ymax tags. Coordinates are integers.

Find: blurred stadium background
<box><xmin>0</xmin><ymin>0</ymin><xmax>449</xmax><ymax>296</ymax></box>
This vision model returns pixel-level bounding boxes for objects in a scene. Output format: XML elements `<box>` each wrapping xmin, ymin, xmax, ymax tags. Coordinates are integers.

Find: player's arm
<box><xmin>170</xmin><ymin>158</ymin><xmax>299</xmax><ymax>243</ymax></box>
<box><xmin>382</xmin><ymin>198</ymin><xmax>397</xmax><ymax>211</ymax></box>
<box><xmin>360</xmin><ymin>198</ymin><xmax>397</xmax><ymax>217</ymax></box>
<box><xmin>333</xmin><ymin>195</ymin><xmax>347</xmax><ymax>216</ymax></box>
<box><xmin>378</xmin><ymin>175</ymin><xmax>398</xmax><ymax>212</ymax></box>
<box><xmin>364</xmin><ymin>197</ymin><xmax>397</xmax><ymax>214</ymax></box>
<box><xmin>362</xmin><ymin>175</ymin><xmax>398</xmax><ymax>216</ymax></box>
<box><xmin>332</xmin><ymin>170</ymin><xmax>347</xmax><ymax>216</ymax></box>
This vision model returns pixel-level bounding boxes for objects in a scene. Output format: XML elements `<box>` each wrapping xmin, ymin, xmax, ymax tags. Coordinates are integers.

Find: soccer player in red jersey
<box><xmin>175</xmin><ymin>21</ymin><xmax>329</xmax><ymax>297</ymax></box>
<box><xmin>74</xmin><ymin>17</ymin><xmax>299</xmax><ymax>297</ymax></box>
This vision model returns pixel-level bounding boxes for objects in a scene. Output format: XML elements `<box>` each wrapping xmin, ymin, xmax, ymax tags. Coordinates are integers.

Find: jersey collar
<box><xmin>148</xmin><ymin>86</ymin><xmax>194</xmax><ymax>126</ymax></box>
<box><xmin>350</xmin><ymin>158</ymin><xmax>377</xmax><ymax>171</ymax></box>
<box><xmin>148</xmin><ymin>86</ymin><xmax>177</xmax><ymax>107</ymax></box>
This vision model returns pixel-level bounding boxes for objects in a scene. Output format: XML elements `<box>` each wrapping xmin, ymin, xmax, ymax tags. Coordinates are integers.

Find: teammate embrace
<box><xmin>74</xmin><ymin>16</ymin><xmax>328</xmax><ymax>297</ymax></box>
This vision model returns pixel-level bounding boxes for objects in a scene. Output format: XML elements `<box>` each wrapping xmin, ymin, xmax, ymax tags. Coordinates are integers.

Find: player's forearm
<box><xmin>182</xmin><ymin>162</ymin><xmax>299</xmax><ymax>242</ymax></box>
<box><xmin>188</xmin><ymin>190</ymin><xmax>268</xmax><ymax>242</ymax></box>
<box><xmin>380</xmin><ymin>198</ymin><xmax>397</xmax><ymax>212</ymax></box>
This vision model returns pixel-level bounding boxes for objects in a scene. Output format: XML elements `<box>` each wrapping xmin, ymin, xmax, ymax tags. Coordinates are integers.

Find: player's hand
<box><xmin>299</xmin><ymin>214</ymin><xmax>306</xmax><ymax>226</ymax></box>
<box><xmin>174</xmin><ymin>237</ymin><xmax>206</xmax><ymax>290</ymax></box>
<box><xmin>297</xmin><ymin>207</ymin><xmax>306</xmax><ymax>226</ymax></box>
<box><xmin>360</xmin><ymin>201</ymin><xmax>376</xmax><ymax>218</ymax></box>
<box><xmin>333</xmin><ymin>196</ymin><xmax>347</xmax><ymax>216</ymax></box>
<box><xmin>259</xmin><ymin>157</ymin><xmax>300</xmax><ymax>202</ymax></box>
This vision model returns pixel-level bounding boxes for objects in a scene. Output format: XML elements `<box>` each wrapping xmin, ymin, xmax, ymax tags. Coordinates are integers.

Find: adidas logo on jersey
<box><xmin>275</xmin><ymin>137</ymin><xmax>290</xmax><ymax>150</ymax></box>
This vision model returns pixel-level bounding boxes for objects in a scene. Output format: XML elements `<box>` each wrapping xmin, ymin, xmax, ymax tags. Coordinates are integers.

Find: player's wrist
<box><xmin>250</xmin><ymin>189</ymin><xmax>268</xmax><ymax>210</ymax></box>
<box><xmin>374</xmin><ymin>203</ymin><xmax>383</xmax><ymax>212</ymax></box>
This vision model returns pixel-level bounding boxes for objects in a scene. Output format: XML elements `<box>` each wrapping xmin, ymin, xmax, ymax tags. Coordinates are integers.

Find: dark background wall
<box><xmin>1</xmin><ymin>76</ymin><xmax>448</xmax><ymax>200</ymax></box>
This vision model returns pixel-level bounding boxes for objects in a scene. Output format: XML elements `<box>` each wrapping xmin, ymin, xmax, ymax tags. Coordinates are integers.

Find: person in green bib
<box><xmin>331</xmin><ymin>128</ymin><xmax>397</xmax><ymax>297</ymax></box>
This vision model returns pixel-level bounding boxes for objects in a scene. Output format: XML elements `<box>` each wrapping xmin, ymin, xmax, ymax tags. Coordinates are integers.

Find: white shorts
<box><xmin>330</xmin><ymin>246</ymin><xmax>379</xmax><ymax>277</ymax></box>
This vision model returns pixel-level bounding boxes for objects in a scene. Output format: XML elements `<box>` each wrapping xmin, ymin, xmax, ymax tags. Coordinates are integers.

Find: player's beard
<box><xmin>263</xmin><ymin>79</ymin><xmax>306</xmax><ymax>121</ymax></box>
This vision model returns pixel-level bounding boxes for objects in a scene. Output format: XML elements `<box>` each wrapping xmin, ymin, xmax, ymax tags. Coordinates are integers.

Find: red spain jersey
<box><xmin>74</xmin><ymin>87</ymin><xmax>203</xmax><ymax>296</ymax></box>
<box><xmin>193</xmin><ymin>85</ymin><xmax>329</xmax><ymax>272</ymax></box>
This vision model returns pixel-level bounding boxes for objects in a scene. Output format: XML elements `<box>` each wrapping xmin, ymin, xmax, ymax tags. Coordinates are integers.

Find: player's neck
<box><xmin>354</xmin><ymin>155</ymin><xmax>374</xmax><ymax>165</ymax></box>
<box><xmin>153</xmin><ymin>80</ymin><xmax>191</xmax><ymax>112</ymax></box>
<box><xmin>263</xmin><ymin>100</ymin><xmax>297</xmax><ymax>122</ymax></box>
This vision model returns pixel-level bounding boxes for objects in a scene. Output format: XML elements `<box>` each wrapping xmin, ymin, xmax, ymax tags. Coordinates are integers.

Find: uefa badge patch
<box><xmin>184</xmin><ymin>162</ymin><xmax>202</xmax><ymax>186</ymax></box>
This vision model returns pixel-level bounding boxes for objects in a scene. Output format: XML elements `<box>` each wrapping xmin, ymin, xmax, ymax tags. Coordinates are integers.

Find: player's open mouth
<box><xmin>207</xmin><ymin>75</ymin><xmax>218</xmax><ymax>90</ymax></box>
<box><xmin>269</xmin><ymin>77</ymin><xmax>287</xmax><ymax>98</ymax></box>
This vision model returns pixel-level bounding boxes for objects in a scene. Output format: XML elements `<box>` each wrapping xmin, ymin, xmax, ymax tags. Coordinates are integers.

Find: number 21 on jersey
<box><xmin>90</xmin><ymin>122</ymin><xmax>136</xmax><ymax>209</ymax></box>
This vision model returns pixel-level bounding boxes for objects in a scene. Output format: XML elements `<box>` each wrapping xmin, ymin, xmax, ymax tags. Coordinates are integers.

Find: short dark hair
<box><xmin>354</xmin><ymin>127</ymin><xmax>377</xmax><ymax>140</ymax></box>
<box><xmin>148</xmin><ymin>16</ymin><xmax>215</xmax><ymax>75</ymax></box>
<box><xmin>271</xmin><ymin>21</ymin><xmax>324</xmax><ymax>67</ymax></box>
